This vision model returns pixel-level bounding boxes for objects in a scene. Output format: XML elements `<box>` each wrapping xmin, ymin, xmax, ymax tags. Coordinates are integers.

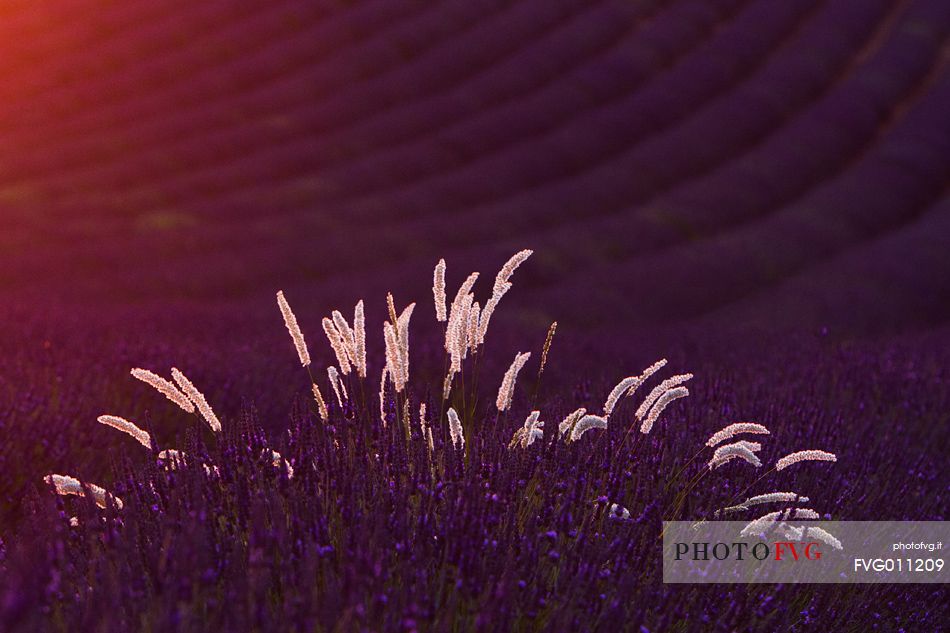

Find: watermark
<box><xmin>662</xmin><ymin>521</ymin><xmax>947</xmax><ymax>583</ymax></box>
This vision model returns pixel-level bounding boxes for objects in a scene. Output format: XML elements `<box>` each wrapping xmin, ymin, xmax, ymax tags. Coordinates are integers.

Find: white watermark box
<box><xmin>662</xmin><ymin>521</ymin><xmax>947</xmax><ymax>583</ymax></box>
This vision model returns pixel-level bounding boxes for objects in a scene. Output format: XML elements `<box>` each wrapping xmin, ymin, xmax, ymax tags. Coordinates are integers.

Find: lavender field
<box><xmin>1</xmin><ymin>1</ymin><xmax>948</xmax><ymax>631</ymax></box>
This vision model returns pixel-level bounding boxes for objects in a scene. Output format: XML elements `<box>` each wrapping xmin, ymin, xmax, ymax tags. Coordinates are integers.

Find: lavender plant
<box><xmin>5</xmin><ymin>250</ymin><xmax>945</xmax><ymax>632</ymax></box>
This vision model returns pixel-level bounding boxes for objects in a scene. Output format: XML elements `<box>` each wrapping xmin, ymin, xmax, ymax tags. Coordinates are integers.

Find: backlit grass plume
<box><xmin>775</xmin><ymin>449</ymin><xmax>837</xmax><ymax>471</ymax></box>
<box><xmin>327</xmin><ymin>366</ymin><xmax>347</xmax><ymax>407</ymax></box>
<box><xmin>538</xmin><ymin>321</ymin><xmax>557</xmax><ymax>380</ymax></box>
<box><xmin>383</xmin><ymin>323</ymin><xmax>401</xmax><ymax>393</ymax></box>
<box><xmin>639</xmin><ymin>386</ymin><xmax>689</xmax><ymax>434</ymax></box>
<box><xmin>719</xmin><ymin>492</ymin><xmax>809</xmax><ymax>514</ymax></box>
<box><xmin>706</xmin><ymin>422</ymin><xmax>770</xmax><ymax>448</ymax></box>
<box><xmin>475</xmin><ymin>290</ymin><xmax>503</xmax><ymax>348</ymax></box>
<box><xmin>354</xmin><ymin>300</ymin><xmax>367</xmax><ymax>378</ymax></box>
<box><xmin>569</xmin><ymin>414</ymin><xmax>608</xmax><ymax>443</ymax></box>
<box><xmin>493</xmin><ymin>249</ymin><xmax>533</xmax><ymax>295</ymax></box>
<box><xmin>322</xmin><ymin>317</ymin><xmax>352</xmax><ymax>375</ymax></box>
<box><xmin>312</xmin><ymin>383</ymin><xmax>329</xmax><ymax>421</ymax></box>
<box><xmin>130</xmin><ymin>368</ymin><xmax>195</xmax><ymax>413</ymax></box>
<box><xmin>97</xmin><ymin>415</ymin><xmax>152</xmax><ymax>449</ymax></box>
<box><xmin>170</xmin><ymin>367</ymin><xmax>222</xmax><ymax>433</ymax></box>
<box><xmin>328</xmin><ymin>300</ymin><xmax>367</xmax><ymax>378</ymax></box>
<box><xmin>418</xmin><ymin>403</ymin><xmax>427</xmax><ymax>436</ymax></box>
<box><xmin>708</xmin><ymin>440</ymin><xmax>762</xmax><ymax>469</ymax></box>
<box><xmin>496</xmin><ymin>351</ymin><xmax>531</xmax><ymax>412</ymax></box>
<box><xmin>628</xmin><ymin>359</ymin><xmax>669</xmax><ymax>393</ymax></box>
<box><xmin>603</xmin><ymin>377</ymin><xmax>640</xmax><ymax>418</ymax></box>
<box><xmin>558</xmin><ymin>407</ymin><xmax>587</xmax><ymax>439</ymax></box>
<box><xmin>508</xmin><ymin>410</ymin><xmax>544</xmax><ymax>449</ymax></box>
<box><xmin>739</xmin><ymin>510</ymin><xmax>785</xmax><ymax>537</ymax></box>
<box><xmin>433</xmin><ymin>258</ymin><xmax>447</xmax><ymax>322</ymax></box>
<box><xmin>475</xmin><ymin>251</ymin><xmax>532</xmax><ymax>348</ymax></box>
<box><xmin>806</xmin><ymin>526</ymin><xmax>843</xmax><ymax>550</ymax></box>
<box><xmin>445</xmin><ymin>272</ymin><xmax>479</xmax><ymax>372</ymax></box>
<box><xmin>44</xmin><ymin>474</ymin><xmax>123</xmax><ymax>510</ymax></box>
<box><xmin>396</xmin><ymin>302</ymin><xmax>415</xmax><ymax>387</ymax></box>
<box><xmin>467</xmin><ymin>301</ymin><xmax>481</xmax><ymax>352</ymax></box>
<box><xmin>447</xmin><ymin>407</ymin><xmax>464</xmax><ymax>450</ymax></box>
<box><xmin>603</xmin><ymin>358</ymin><xmax>668</xmax><ymax>417</ymax></box>
<box><xmin>635</xmin><ymin>374</ymin><xmax>693</xmax><ymax>421</ymax></box>
<box><xmin>277</xmin><ymin>290</ymin><xmax>311</xmax><ymax>367</ymax></box>
<box><xmin>384</xmin><ymin>299</ymin><xmax>415</xmax><ymax>393</ymax></box>
<box><xmin>441</xmin><ymin>370</ymin><xmax>453</xmax><ymax>402</ymax></box>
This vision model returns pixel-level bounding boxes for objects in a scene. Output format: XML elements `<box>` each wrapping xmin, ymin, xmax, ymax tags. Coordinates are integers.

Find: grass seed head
<box><xmin>276</xmin><ymin>290</ymin><xmax>311</xmax><ymax>367</ymax></box>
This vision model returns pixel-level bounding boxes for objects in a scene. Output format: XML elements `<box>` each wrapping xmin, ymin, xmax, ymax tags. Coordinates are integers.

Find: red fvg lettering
<box><xmin>773</xmin><ymin>542</ymin><xmax>822</xmax><ymax>561</ymax></box>
<box><xmin>774</xmin><ymin>542</ymin><xmax>799</xmax><ymax>561</ymax></box>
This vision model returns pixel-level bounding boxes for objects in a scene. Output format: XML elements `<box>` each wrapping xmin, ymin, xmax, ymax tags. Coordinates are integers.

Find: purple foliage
<box><xmin>1</xmin><ymin>325</ymin><xmax>947</xmax><ymax>631</ymax></box>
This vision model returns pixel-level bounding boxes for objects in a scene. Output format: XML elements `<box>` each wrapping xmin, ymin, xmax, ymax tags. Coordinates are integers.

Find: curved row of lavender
<box><xmin>3</xmin><ymin>0</ymin><xmax>949</xmax><ymax>319</ymax></box>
